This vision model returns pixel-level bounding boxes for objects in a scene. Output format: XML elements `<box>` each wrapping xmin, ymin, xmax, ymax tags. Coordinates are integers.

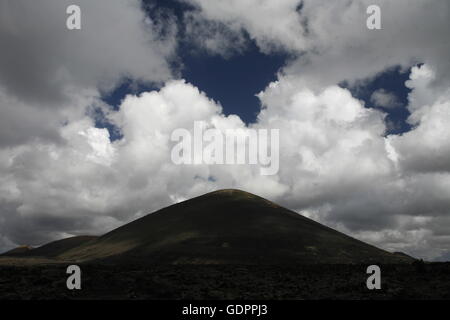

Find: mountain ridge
<box><xmin>1</xmin><ymin>189</ymin><xmax>415</xmax><ymax>265</ymax></box>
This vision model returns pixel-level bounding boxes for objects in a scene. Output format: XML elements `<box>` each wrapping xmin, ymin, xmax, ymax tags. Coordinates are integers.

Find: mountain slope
<box><xmin>27</xmin><ymin>236</ymin><xmax>98</xmax><ymax>258</ymax></box>
<box><xmin>56</xmin><ymin>189</ymin><xmax>413</xmax><ymax>264</ymax></box>
<box><xmin>0</xmin><ymin>245</ymin><xmax>33</xmax><ymax>257</ymax></box>
<box><xmin>1</xmin><ymin>236</ymin><xmax>98</xmax><ymax>258</ymax></box>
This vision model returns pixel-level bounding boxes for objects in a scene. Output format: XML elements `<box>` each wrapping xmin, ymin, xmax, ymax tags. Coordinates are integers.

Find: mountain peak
<box><xmin>2</xmin><ymin>190</ymin><xmax>415</xmax><ymax>265</ymax></box>
<box><xmin>204</xmin><ymin>189</ymin><xmax>259</xmax><ymax>198</ymax></box>
<box><xmin>57</xmin><ymin>190</ymin><xmax>413</xmax><ymax>264</ymax></box>
<box><xmin>208</xmin><ymin>188</ymin><xmax>252</xmax><ymax>194</ymax></box>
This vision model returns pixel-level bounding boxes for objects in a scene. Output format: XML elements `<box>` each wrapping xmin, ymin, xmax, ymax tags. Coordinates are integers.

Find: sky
<box><xmin>0</xmin><ymin>0</ymin><xmax>450</xmax><ymax>261</ymax></box>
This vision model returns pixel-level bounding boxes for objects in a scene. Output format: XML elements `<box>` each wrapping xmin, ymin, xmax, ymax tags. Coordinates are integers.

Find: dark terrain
<box><xmin>1</xmin><ymin>262</ymin><xmax>449</xmax><ymax>300</ymax></box>
<box><xmin>2</xmin><ymin>189</ymin><xmax>443</xmax><ymax>300</ymax></box>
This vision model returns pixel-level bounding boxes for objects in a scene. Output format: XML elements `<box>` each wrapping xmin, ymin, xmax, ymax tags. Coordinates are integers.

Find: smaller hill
<box><xmin>1</xmin><ymin>236</ymin><xmax>98</xmax><ymax>258</ymax></box>
<box><xmin>393</xmin><ymin>251</ymin><xmax>415</xmax><ymax>260</ymax></box>
<box><xmin>0</xmin><ymin>245</ymin><xmax>33</xmax><ymax>256</ymax></box>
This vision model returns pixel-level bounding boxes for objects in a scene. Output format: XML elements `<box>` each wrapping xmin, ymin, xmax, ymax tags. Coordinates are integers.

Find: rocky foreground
<box><xmin>0</xmin><ymin>262</ymin><xmax>449</xmax><ymax>300</ymax></box>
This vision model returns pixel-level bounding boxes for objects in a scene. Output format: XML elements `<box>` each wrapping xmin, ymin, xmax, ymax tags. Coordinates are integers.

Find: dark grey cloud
<box><xmin>0</xmin><ymin>0</ymin><xmax>176</xmax><ymax>147</ymax></box>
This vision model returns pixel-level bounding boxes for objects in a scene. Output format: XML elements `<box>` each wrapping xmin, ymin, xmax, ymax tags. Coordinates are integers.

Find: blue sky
<box><xmin>102</xmin><ymin>0</ymin><xmax>413</xmax><ymax>137</ymax></box>
<box><xmin>102</xmin><ymin>41</ymin><xmax>288</xmax><ymax>126</ymax></box>
<box><xmin>103</xmin><ymin>50</ymin><xmax>412</xmax><ymax>132</ymax></box>
<box><xmin>344</xmin><ymin>66</ymin><xmax>412</xmax><ymax>135</ymax></box>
